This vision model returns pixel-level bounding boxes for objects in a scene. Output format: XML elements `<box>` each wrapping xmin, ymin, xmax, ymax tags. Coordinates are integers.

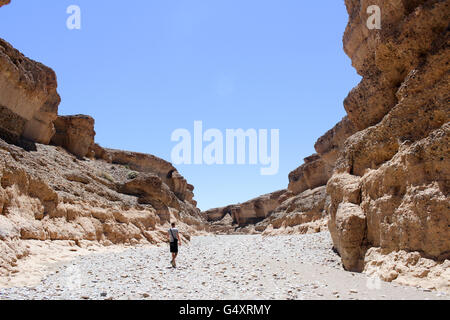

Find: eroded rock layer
<box><xmin>326</xmin><ymin>0</ymin><xmax>449</xmax><ymax>290</ymax></box>
<box><xmin>0</xmin><ymin>137</ymin><xmax>207</xmax><ymax>276</ymax></box>
<box><xmin>0</xmin><ymin>38</ymin><xmax>60</xmax><ymax>144</ymax></box>
<box><xmin>0</xmin><ymin>16</ymin><xmax>206</xmax><ymax>275</ymax></box>
<box><xmin>203</xmin><ymin>0</ymin><xmax>449</xmax><ymax>291</ymax></box>
<box><xmin>204</xmin><ymin>190</ymin><xmax>287</xmax><ymax>233</ymax></box>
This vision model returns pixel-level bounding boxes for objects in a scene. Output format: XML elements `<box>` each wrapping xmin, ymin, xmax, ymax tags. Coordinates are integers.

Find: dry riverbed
<box><xmin>0</xmin><ymin>233</ymin><xmax>448</xmax><ymax>300</ymax></box>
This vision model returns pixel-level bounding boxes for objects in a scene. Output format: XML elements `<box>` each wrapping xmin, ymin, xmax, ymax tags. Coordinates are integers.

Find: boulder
<box><xmin>329</xmin><ymin>202</ymin><xmax>366</xmax><ymax>271</ymax></box>
<box><xmin>0</xmin><ymin>38</ymin><xmax>60</xmax><ymax>144</ymax></box>
<box><xmin>203</xmin><ymin>190</ymin><xmax>287</xmax><ymax>227</ymax></box>
<box><xmin>51</xmin><ymin>115</ymin><xmax>95</xmax><ymax>158</ymax></box>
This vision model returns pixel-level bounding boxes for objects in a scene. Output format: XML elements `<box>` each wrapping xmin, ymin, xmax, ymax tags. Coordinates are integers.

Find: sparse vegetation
<box><xmin>127</xmin><ymin>171</ymin><xmax>138</xmax><ymax>180</ymax></box>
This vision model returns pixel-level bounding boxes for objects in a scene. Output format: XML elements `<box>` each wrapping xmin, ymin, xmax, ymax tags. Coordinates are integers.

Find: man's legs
<box><xmin>173</xmin><ymin>252</ymin><xmax>178</xmax><ymax>267</ymax></box>
<box><xmin>171</xmin><ymin>252</ymin><xmax>178</xmax><ymax>267</ymax></box>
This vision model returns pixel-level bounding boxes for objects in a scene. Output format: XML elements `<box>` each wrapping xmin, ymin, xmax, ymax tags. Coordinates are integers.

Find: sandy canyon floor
<box><xmin>0</xmin><ymin>233</ymin><xmax>448</xmax><ymax>300</ymax></box>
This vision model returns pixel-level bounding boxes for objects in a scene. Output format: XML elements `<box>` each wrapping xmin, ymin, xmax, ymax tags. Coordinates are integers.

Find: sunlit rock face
<box><xmin>0</xmin><ymin>2</ymin><xmax>207</xmax><ymax>276</ymax></box>
<box><xmin>328</xmin><ymin>0</ymin><xmax>449</xmax><ymax>285</ymax></box>
<box><xmin>0</xmin><ymin>38</ymin><xmax>60</xmax><ymax>145</ymax></box>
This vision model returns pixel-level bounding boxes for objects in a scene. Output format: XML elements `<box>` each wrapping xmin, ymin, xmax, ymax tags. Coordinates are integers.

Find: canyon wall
<box><xmin>327</xmin><ymin>0</ymin><xmax>449</xmax><ymax>290</ymax></box>
<box><xmin>0</xmin><ymin>23</ymin><xmax>206</xmax><ymax>274</ymax></box>
<box><xmin>0</xmin><ymin>38</ymin><xmax>60</xmax><ymax>145</ymax></box>
<box><xmin>204</xmin><ymin>0</ymin><xmax>449</xmax><ymax>290</ymax></box>
<box><xmin>204</xmin><ymin>116</ymin><xmax>356</xmax><ymax>236</ymax></box>
<box><xmin>204</xmin><ymin>190</ymin><xmax>287</xmax><ymax>233</ymax></box>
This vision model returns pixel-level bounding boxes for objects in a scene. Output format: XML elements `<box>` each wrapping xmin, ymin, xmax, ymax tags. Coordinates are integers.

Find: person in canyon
<box><xmin>168</xmin><ymin>222</ymin><xmax>181</xmax><ymax>268</ymax></box>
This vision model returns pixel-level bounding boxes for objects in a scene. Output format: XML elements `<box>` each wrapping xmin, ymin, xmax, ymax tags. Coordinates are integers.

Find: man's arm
<box><xmin>177</xmin><ymin>232</ymin><xmax>181</xmax><ymax>245</ymax></box>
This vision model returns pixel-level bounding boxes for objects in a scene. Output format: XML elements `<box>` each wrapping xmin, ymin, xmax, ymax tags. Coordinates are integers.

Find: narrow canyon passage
<box><xmin>0</xmin><ymin>234</ymin><xmax>446</xmax><ymax>300</ymax></box>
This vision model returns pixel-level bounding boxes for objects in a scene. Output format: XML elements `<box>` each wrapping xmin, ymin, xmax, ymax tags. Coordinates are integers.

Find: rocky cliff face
<box><xmin>326</xmin><ymin>0</ymin><xmax>449</xmax><ymax>290</ymax></box>
<box><xmin>0</xmin><ymin>136</ymin><xmax>206</xmax><ymax>275</ymax></box>
<box><xmin>203</xmin><ymin>0</ymin><xmax>449</xmax><ymax>291</ymax></box>
<box><xmin>51</xmin><ymin>115</ymin><xmax>96</xmax><ymax>159</ymax></box>
<box><xmin>0</xmin><ymin>24</ymin><xmax>206</xmax><ymax>275</ymax></box>
<box><xmin>0</xmin><ymin>38</ymin><xmax>60</xmax><ymax>145</ymax></box>
<box><xmin>204</xmin><ymin>116</ymin><xmax>356</xmax><ymax>236</ymax></box>
<box><xmin>204</xmin><ymin>189</ymin><xmax>287</xmax><ymax>233</ymax></box>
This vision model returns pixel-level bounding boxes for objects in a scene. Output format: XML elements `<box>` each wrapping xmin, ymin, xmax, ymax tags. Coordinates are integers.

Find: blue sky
<box><xmin>0</xmin><ymin>0</ymin><xmax>360</xmax><ymax>211</ymax></box>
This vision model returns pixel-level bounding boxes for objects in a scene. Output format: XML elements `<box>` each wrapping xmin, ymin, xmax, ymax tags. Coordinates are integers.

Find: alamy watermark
<box><xmin>64</xmin><ymin>264</ymin><xmax>82</xmax><ymax>290</ymax></box>
<box><xmin>366</xmin><ymin>275</ymin><xmax>382</xmax><ymax>290</ymax></box>
<box><xmin>367</xmin><ymin>5</ymin><xmax>381</xmax><ymax>30</ymax></box>
<box><xmin>66</xmin><ymin>5</ymin><xmax>81</xmax><ymax>30</ymax></box>
<box><xmin>171</xmin><ymin>121</ymin><xmax>279</xmax><ymax>176</ymax></box>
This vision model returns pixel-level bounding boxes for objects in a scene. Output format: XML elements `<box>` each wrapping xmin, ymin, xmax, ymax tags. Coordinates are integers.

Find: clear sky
<box><xmin>0</xmin><ymin>0</ymin><xmax>360</xmax><ymax>211</ymax></box>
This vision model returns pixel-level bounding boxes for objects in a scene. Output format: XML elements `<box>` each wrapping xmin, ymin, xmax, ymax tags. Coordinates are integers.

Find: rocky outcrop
<box><xmin>287</xmin><ymin>117</ymin><xmax>356</xmax><ymax>197</ymax></box>
<box><xmin>204</xmin><ymin>116</ymin><xmax>356</xmax><ymax>235</ymax></box>
<box><xmin>0</xmin><ymin>16</ymin><xmax>206</xmax><ymax>276</ymax></box>
<box><xmin>0</xmin><ymin>136</ymin><xmax>206</xmax><ymax>276</ymax></box>
<box><xmin>0</xmin><ymin>38</ymin><xmax>60</xmax><ymax>144</ymax></box>
<box><xmin>259</xmin><ymin>186</ymin><xmax>329</xmax><ymax>236</ymax></box>
<box><xmin>51</xmin><ymin>115</ymin><xmax>95</xmax><ymax>158</ymax></box>
<box><xmin>314</xmin><ymin>116</ymin><xmax>356</xmax><ymax>169</ymax></box>
<box><xmin>204</xmin><ymin>190</ymin><xmax>287</xmax><ymax>230</ymax></box>
<box><xmin>0</xmin><ymin>0</ymin><xmax>10</xmax><ymax>8</ymax></box>
<box><xmin>93</xmin><ymin>147</ymin><xmax>197</xmax><ymax>206</ymax></box>
<box><xmin>205</xmin><ymin>185</ymin><xmax>330</xmax><ymax>236</ymax></box>
<box><xmin>328</xmin><ymin>0</ymin><xmax>450</xmax><ymax>285</ymax></box>
<box><xmin>288</xmin><ymin>154</ymin><xmax>331</xmax><ymax>195</ymax></box>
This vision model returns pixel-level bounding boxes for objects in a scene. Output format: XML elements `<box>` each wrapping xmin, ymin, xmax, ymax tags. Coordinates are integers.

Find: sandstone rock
<box><xmin>0</xmin><ymin>38</ymin><xmax>60</xmax><ymax>144</ymax></box>
<box><xmin>328</xmin><ymin>0</ymin><xmax>450</xmax><ymax>281</ymax></box>
<box><xmin>118</xmin><ymin>173</ymin><xmax>181</xmax><ymax>223</ymax></box>
<box><xmin>203</xmin><ymin>190</ymin><xmax>286</xmax><ymax>228</ymax></box>
<box><xmin>329</xmin><ymin>202</ymin><xmax>366</xmax><ymax>272</ymax></box>
<box><xmin>364</xmin><ymin>248</ymin><xmax>450</xmax><ymax>292</ymax></box>
<box><xmin>100</xmin><ymin>148</ymin><xmax>196</xmax><ymax>205</ymax></box>
<box><xmin>288</xmin><ymin>154</ymin><xmax>331</xmax><ymax>195</ymax></box>
<box><xmin>0</xmin><ymin>134</ymin><xmax>206</xmax><ymax>275</ymax></box>
<box><xmin>259</xmin><ymin>186</ymin><xmax>328</xmax><ymax>235</ymax></box>
<box><xmin>314</xmin><ymin>116</ymin><xmax>356</xmax><ymax>168</ymax></box>
<box><xmin>51</xmin><ymin>115</ymin><xmax>95</xmax><ymax>158</ymax></box>
<box><xmin>360</xmin><ymin>124</ymin><xmax>450</xmax><ymax>258</ymax></box>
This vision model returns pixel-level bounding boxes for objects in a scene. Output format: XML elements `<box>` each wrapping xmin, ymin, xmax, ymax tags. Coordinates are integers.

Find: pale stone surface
<box><xmin>0</xmin><ymin>38</ymin><xmax>60</xmax><ymax>144</ymax></box>
<box><xmin>328</xmin><ymin>0</ymin><xmax>450</xmax><ymax>283</ymax></box>
<box><xmin>1</xmin><ymin>234</ymin><xmax>447</xmax><ymax>300</ymax></box>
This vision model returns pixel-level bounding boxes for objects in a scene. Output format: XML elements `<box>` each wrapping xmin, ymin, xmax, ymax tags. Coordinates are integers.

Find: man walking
<box><xmin>168</xmin><ymin>222</ymin><xmax>181</xmax><ymax>268</ymax></box>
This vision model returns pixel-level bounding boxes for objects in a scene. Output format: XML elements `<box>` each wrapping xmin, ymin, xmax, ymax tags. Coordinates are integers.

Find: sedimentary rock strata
<box><xmin>327</xmin><ymin>0</ymin><xmax>450</xmax><ymax>288</ymax></box>
<box><xmin>0</xmin><ymin>38</ymin><xmax>60</xmax><ymax>144</ymax></box>
<box><xmin>51</xmin><ymin>115</ymin><xmax>95</xmax><ymax>158</ymax></box>
<box><xmin>259</xmin><ymin>186</ymin><xmax>329</xmax><ymax>236</ymax></box>
<box><xmin>0</xmin><ymin>135</ymin><xmax>206</xmax><ymax>275</ymax></box>
<box><xmin>204</xmin><ymin>1</ymin><xmax>449</xmax><ymax>291</ymax></box>
<box><xmin>288</xmin><ymin>154</ymin><xmax>331</xmax><ymax>195</ymax></box>
<box><xmin>0</xmin><ymin>15</ymin><xmax>206</xmax><ymax>276</ymax></box>
<box><xmin>204</xmin><ymin>190</ymin><xmax>287</xmax><ymax>231</ymax></box>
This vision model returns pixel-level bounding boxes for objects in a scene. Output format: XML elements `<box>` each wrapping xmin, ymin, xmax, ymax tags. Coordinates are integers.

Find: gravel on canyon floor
<box><xmin>0</xmin><ymin>233</ymin><xmax>447</xmax><ymax>300</ymax></box>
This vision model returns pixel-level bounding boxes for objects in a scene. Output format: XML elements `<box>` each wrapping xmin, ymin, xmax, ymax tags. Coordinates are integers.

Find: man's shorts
<box><xmin>170</xmin><ymin>241</ymin><xmax>178</xmax><ymax>253</ymax></box>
